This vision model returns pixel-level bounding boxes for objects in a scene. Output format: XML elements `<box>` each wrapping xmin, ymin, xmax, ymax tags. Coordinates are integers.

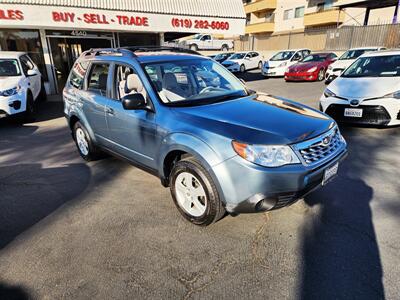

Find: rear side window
<box><xmin>87</xmin><ymin>63</ymin><xmax>109</xmax><ymax>96</ymax></box>
<box><xmin>69</xmin><ymin>60</ymin><xmax>89</xmax><ymax>89</ymax></box>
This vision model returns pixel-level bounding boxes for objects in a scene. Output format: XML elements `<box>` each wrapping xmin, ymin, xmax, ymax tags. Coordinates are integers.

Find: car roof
<box><xmin>134</xmin><ymin>51</ymin><xmax>205</xmax><ymax>63</ymax></box>
<box><xmin>0</xmin><ymin>51</ymin><xmax>25</xmax><ymax>59</ymax></box>
<box><xmin>348</xmin><ymin>46</ymin><xmax>383</xmax><ymax>50</ymax></box>
<box><xmin>360</xmin><ymin>49</ymin><xmax>400</xmax><ymax>57</ymax></box>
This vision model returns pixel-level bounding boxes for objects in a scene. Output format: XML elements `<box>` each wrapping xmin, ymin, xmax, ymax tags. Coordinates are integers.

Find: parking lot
<box><xmin>1</xmin><ymin>72</ymin><xmax>399</xmax><ymax>299</ymax></box>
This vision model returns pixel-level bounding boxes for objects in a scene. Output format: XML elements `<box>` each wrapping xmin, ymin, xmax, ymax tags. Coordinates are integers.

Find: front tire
<box><xmin>38</xmin><ymin>80</ymin><xmax>47</xmax><ymax>102</ymax></box>
<box><xmin>73</xmin><ymin>121</ymin><xmax>102</xmax><ymax>161</ymax></box>
<box><xmin>22</xmin><ymin>93</ymin><xmax>35</xmax><ymax>122</ymax></box>
<box><xmin>258</xmin><ymin>61</ymin><xmax>263</xmax><ymax>69</ymax></box>
<box><xmin>317</xmin><ymin>69</ymin><xmax>325</xmax><ymax>81</ymax></box>
<box><xmin>170</xmin><ymin>157</ymin><xmax>225</xmax><ymax>226</ymax></box>
<box><xmin>221</xmin><ymin>44</ymin><xmax>229</xmax><ymax>51</ymax></box>
<box><xmin>240</xmin><ymin>64</ymin><xmax>246</xmax><ymax>73</ymax></box>
<box><xmin>189</xmin><ymin>44</ymin><xmax>198</xmax><ymax>51</ymax></box>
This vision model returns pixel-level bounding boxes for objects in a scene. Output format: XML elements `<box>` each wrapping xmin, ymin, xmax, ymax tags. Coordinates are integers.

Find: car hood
<box><xmin>173</xmin><ymin>93</ymin><xmax>334</xmax><ymax>145</ymax></box>
<box><xmin>330</xmin><ymin>59</ymin><xmax>353</xmax><ymax>70</ymax></box>
<box><xmin>222</xmin><ymin>59</ymin><xmax>241</xmax><ymax>65</ymax></box>
<box><xmin>0</xmin><ymin>76</ymin><xmax>21</xmax><ymax>90</ymax></box>
<box><xmin>329</xmin><ymin>77</ymin><xmax>400</xmax><ymax>99</ymax></box>
<box><xmin>289</xmin><ymin>61</ymin><xmax>322</xmax><ymax>72</ymax></box>
<box><xmin>265</xmin><ymin>60</ymin><xmax>289</xmax><ymax>68</ymax></box>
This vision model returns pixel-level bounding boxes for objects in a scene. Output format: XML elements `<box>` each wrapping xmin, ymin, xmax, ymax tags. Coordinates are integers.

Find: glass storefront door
<box><xmin>47</xmin><ymin>31</ymin><xmax>113</xmax><ymax>92</ymax></box>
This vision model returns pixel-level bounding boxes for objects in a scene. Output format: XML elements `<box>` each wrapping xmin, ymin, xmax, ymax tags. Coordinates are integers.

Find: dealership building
<box><xmin>0</xmin><ymin>0</ymin><xmax>245</xmax><ymax>94</ymax></box>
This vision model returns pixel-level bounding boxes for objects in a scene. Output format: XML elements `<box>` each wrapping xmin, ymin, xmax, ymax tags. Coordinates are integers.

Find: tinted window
<box><xmin>87</xmin><ymin>63</ymin><xmax>109</xmax><ymax>96</ymax></box>
<box><xmin>0</xmin><ymin>59</ymin><xmax>21</xmax><ymax>76</ymax></box>
<box><xmin>270</xmin><ymin>51</ymin><xmax>295</xmax><ymax>61</ymax></box>
<box><xmin>251</xmin><ymin>52</ymin><xmax>259</xmax><ymax>58</ymax></box>
<box><xmin>339</xmin><ymin>49</ymin><xmax>377</xmax><ymax>60</ymax></box>
<box><xmin>69</xmin><ymin>60</ymin><xmax>89</xmax><ymax>89</ymax></box>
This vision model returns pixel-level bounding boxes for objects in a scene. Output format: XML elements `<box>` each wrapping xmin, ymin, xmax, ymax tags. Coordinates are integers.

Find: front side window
<box><xmin>114</xmin><ymin>64</ymin><xmax>147</xmax><ymax>101</ymax></box>
<box><xmin>69</xmin><ymin>60</ymin><xmax>89</xmax><ymax>89</ymax></box>
<box><xmin>0</xmin><ymin>59</ymin><xmax>21</xmax><ymax>76</ymax></box>
<box><xmin>143</xmin><ymin>58</ymin><xmax>247</xmax><ymax>105</ymax></box>
<box><xmin>270</xmin><ymin>51</ymin><xmax>295</xmax><ymax>61</ymax></box>
<box><xmin>87</xmin><ymin>63</ymin><xmax>109</xmax><ymax>96</ymax></box>
<box><xmin>229</xmin><ymin>53</ymin><xmax>246</xmax><ymax>60</ymax></box>
<box><xmin>342</xmin><ymin>55</ymin><xmax>400</xmax><ymax>78</ymax></box>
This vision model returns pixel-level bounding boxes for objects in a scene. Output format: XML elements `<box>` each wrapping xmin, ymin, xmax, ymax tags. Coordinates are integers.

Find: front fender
<box><xmin>158</xmin><ymin>132</ymin><xmax>228</xmax><ymax>203</ymax></box>
<box><xmin>67</xmin><ymin>106</ymin><xmax>97</xmax><ymax>143</ymax></box>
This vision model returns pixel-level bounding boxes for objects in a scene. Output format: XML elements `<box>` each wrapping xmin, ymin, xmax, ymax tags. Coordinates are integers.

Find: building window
<box><xmin>283</xmin><ymin>9</ymin><xmax>293</xmax><ymax>20</ymax></box>
<box><xmin>0</xmin><ymin>29</ymin><xmax>48</xmax><ymax>81</ymax></box>
<box><xmin>246</xmin><ymin>13</ymin><xmax>251</xmax><ymax>25</ymax></box>
<box><xmin>295</xmin><ymin>6</ymin><xmax>305</xmax><ymax>18</ymax></box>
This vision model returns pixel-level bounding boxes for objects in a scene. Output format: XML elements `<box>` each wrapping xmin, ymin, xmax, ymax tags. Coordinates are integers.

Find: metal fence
<box><xmin>235</xmin><ymin>23</ymin><xmax>400</xmax><ymax>52</ymax></box>
<box><xmin>326</xmin><ymin>23</ymin><xmax>400</xmax><ymax>50</ymax></box>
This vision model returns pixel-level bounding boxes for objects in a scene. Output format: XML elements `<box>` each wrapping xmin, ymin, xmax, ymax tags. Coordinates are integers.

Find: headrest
<box><xmin>126</xmin><ymin>73</ymin><xmax>143</xmax><ymax>92</ymax></box>
<box><xmin>162</xmin><ymin>72</ymin><xmax>178</xmax><ymax>89</ymax></box>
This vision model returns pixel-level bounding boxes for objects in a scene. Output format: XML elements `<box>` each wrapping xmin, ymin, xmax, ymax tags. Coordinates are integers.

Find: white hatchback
<box><xmin>262</xmin><ymin>49</ymin><xmax>311</xmax><ymax>77</ymax></box>
<box><xmin>0</xmin><ymin>51</ymin><xmax>45</xmax><ymax>120</ymax></box>
<box><xmin>221</xmin><ymin>51</ymin><xmax>263</xmax><ymax>73</ymax></box>
<box><xmin>320</xmin><ymin>50</ymin><xmax>400</xmax><ymax>127</ymax></box>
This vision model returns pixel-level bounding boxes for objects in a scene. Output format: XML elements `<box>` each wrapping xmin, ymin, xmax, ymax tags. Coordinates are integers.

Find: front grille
<box><xmin>294</xmin><ymin>127</ymin><xmax>343</xmax><ymax>166</ymax></box>
<box><xmin>326</xmin><ymin>104</ymin><xmax>391</xmax><ymax>126</ymax></box>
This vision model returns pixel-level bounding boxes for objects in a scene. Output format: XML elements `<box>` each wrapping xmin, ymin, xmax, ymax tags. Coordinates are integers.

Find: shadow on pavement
<box><xmin>0</xmin><ymin>283</ymin><xmax>30</xmax><ymax>300</ymax></box>
<box><xmin>299</xmin><ymin>125</ymin><xmax>400</xmax><ymax>299</ymax></box>
<box><xmin>0</xmin><ymin>163</ymin><xmax>91</xmax><ymax>250</ymax></box>
<box><xmin>236</xmin><ymin>70</ymin><xmax>270</xmax><ymax>83</ymax></box>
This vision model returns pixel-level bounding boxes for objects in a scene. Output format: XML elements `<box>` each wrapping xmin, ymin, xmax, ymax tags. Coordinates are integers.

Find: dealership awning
<box><xmin>0</xmin><ymin>0</ymin><xmax>245</xmax><ymax>19</ymax></box>
<box><xmin>0</xmin><ymin>0</ymin><xmax>246</xmax><ymax>34</ymax></box>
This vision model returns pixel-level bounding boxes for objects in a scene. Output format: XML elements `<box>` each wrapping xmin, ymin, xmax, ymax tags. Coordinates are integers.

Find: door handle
<box><xmin>106</xmin><ymin>107</ymin><xmax>114</xmax><ymax>115</ymax></box>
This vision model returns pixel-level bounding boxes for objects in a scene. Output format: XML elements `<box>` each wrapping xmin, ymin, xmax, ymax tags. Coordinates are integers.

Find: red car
<box><xmin>285</xmin><ymin>52</ymin><xmax>337</xmax><ymax>82</ymax></box>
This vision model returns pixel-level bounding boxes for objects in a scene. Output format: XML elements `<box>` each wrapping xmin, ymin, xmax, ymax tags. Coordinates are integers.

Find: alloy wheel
<box><xmin>75</xmin><ymin>128</ymin><xmax>89</xmax><ymax>156</ymax></box>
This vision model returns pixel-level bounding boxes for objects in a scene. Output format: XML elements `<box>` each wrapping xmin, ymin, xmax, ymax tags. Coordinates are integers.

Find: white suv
<box><xmin>0</xmin><ymin>51</ymin><xmax>45</xmax><ymax>120</ymax></box>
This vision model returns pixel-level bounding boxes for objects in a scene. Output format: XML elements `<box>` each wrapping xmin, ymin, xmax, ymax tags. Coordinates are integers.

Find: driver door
<box><xmin>105</xmin><ymin>63</ymin><xmax>158</xmax><ymax>168</ymax></box>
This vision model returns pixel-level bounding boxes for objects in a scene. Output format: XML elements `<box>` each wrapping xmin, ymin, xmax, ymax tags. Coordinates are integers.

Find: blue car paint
<box><xmin>64</xmin><ymin>52</ymin><xmax>347</xmax><ymax>214</ymax></box>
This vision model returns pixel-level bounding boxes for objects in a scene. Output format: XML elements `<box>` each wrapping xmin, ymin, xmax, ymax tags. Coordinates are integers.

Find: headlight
<box><xmin>384</xmin><ymin>91</ymin><xmax>400</xmax><ymax>99</ymax></box>
<box><xmin>0</xmin><ymin>86</ymin><xmax>20</xmax><ymax>97</ymax></box>
<box><xmin>232</xmin><ymin>141</ymin><xmax>300</xmax><ymax>167</ymax></box>
<box><xmin>308</xmin><ymin>67</ymin><xmax>317</xmax><ymax>73</ymax></box>
<box><xmin>324</xmin><ymin>88</ymin><xmax>336</xmax><ymax>98</ymax></box>
<box><xmin>278</xmin><ymin>62</ymin><xmax>287</xmax><ymax>68</ymax></box>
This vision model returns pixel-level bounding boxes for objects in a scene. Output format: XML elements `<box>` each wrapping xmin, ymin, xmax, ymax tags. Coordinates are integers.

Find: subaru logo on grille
<box><xmin>350</xmin><ymin>99</ymin><xmax>360</xmax><ymax>107</ymax></box>
<box><xmin>322</xmin><ymin>136</ymin><xmax>331</xmax><ymax>146</ymax></box>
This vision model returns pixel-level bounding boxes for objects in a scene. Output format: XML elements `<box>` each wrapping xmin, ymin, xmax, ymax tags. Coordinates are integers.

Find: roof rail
<box><xmin>120</xmin><ymin>46</ymin><xmax>201</xmax><ymax>56</ymax></box>
<box><xmin>84</xmin><ymin>48</ymin><xmax>136</xmax><ymax>58</ymax></box>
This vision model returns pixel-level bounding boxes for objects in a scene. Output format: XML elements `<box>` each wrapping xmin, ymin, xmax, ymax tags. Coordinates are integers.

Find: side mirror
<box><xmin>122</xmin><ymin>93</ymin><xmax>147</xmax><ymax>110</ymax></box>
<box><xmin>27</xmin><ymin>69</ymin><xmax>38</xmax><ymax>76</ymax></box>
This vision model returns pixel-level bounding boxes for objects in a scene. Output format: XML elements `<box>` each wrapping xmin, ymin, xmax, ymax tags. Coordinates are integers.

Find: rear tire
<box><xmin>258</xmin><ymin>61</ymin><xmax>263</xmax><ymax>69</ymax></box>
<box><xmin>38</xmin><ymin>80</ymin><xmax>47</xmax><ymax>102</ymax></box>
<box><xmin>73</xmin><ymin>121</ymin><xmax>102</xmax><ymax>161</ymax></box>
<box><xmin>221</xmin><ymin>44</ymin><xmax>229</xmax><ymax>51</ymax></box>
<box><xmin>170</xmin><ymin>157</ymin><xmax>225</xmax><ymax>226</ymax></box>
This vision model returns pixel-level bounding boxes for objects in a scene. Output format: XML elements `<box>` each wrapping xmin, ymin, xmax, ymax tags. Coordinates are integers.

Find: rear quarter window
<box><xmin>69</xmin><ymin>60</ymin><xmax>89</xmax><ymax>89</ymax></box>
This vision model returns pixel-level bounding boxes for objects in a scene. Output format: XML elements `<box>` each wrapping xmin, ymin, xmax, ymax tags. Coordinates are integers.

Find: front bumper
<box><xmin>212</xmin><ymin>144</ymin><xmax>347</xmax><ymax>214</ymax></box>
<box><xmin>224</xmin><ymin>64</ymin><xmax>240</xmax><ymax>72</ymax></box>
<box><xmin>0</xmin><ymin>94</ymin><xmax>25</xmax><ymax>116</ymax></box>
<box><xmin>320</xmin><ymin>96</ymin><xmax>400</xmax><ymax>126</ymax></box>
<box><xmin>262</xmin><ymin>66</ymin><xmax>286</xmax><ymax>77</ymax></box>
<box><xmin>285</xmin><ymin>71</ymin><xmax>318</xmax><ymax>81</ymax></box>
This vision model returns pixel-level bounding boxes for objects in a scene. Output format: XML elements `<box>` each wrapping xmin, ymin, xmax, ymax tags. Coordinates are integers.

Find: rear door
<box><xmin>79</xmin><ymin>62</ymin><xmax>110</xmax><ymax>145</ymax></box>
<box><xmin>105</xmin><ymin>63</ymin><xmax>157</xmax><ymax>168</ymax></box>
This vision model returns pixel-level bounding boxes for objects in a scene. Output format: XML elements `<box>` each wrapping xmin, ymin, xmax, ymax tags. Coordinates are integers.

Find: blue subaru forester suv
<box><xmin>63</xmin><ymin>47</ymin><xmax>347</xmax><ymax>226</ymax></box>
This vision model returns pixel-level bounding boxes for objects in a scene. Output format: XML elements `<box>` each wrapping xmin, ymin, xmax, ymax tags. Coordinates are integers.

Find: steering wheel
<box><xmin>199</xmin><ymin>86</ymin><xmax>225</xmax><ymax>94</ymax></box>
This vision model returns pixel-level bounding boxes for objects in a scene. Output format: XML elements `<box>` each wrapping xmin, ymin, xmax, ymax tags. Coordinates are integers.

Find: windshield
<box><xmin>301</xmin><ymin>54</ymin><xmax>327</xmax><ymax>62</ymax></box>
<box><xmin>270</xmin><ymin>51</ymin><xmax>295</xmax><ymax>61</ymax></box>
<box><xmin>214</xmin><ymin>53</ymin><xmax>232</xmax><ymax>60</ymax></box>
<box><xmin>229</xmin><ymin>53</ymin><xmax>246</xmax><ymax>60</ymax></box>
<box><xmin>193</xmin><ymin>34</ymin><xmax>202</xmax><ymax>40</ymax></box>
<box><xmin>0</xmin><ymin>59</ymin><xmax>21</xmax><ymax>76</ymax></box>
<box><xmin>342</xmin><ymin>55</ymin><xmax>400</xmax><ymax>78</ymax></box>
<box><xmin>339</xmin><ymin>49</ymin><xmax>376</xmax><ymax>60</ymax></box>
<box><xmin>143</xmin><ymin>58</ymin><xmax>248</xmax><ymax>106</ymax></box>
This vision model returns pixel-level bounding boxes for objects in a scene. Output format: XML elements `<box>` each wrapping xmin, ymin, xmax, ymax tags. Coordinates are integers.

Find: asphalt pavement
<box><xmin>0</xmin><ymin>72</ymin><xmax>399</xmax><ymax>300</ymax></box>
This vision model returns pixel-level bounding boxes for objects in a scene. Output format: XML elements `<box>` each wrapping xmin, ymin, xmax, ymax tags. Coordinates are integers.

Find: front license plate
<box><xmin>323</xmin><ymin>162</ymin><xmax>339</xmax><ymax>185</ymax></box>
<box><xmin>267</xmin><ymin>72</ymin><xmax>276</xmax><ymax>75</ymax></box>
<box><xmin>344</xmin><ymin>108</ymin><xmax>363</xmax><ymax>117</ymax></box>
